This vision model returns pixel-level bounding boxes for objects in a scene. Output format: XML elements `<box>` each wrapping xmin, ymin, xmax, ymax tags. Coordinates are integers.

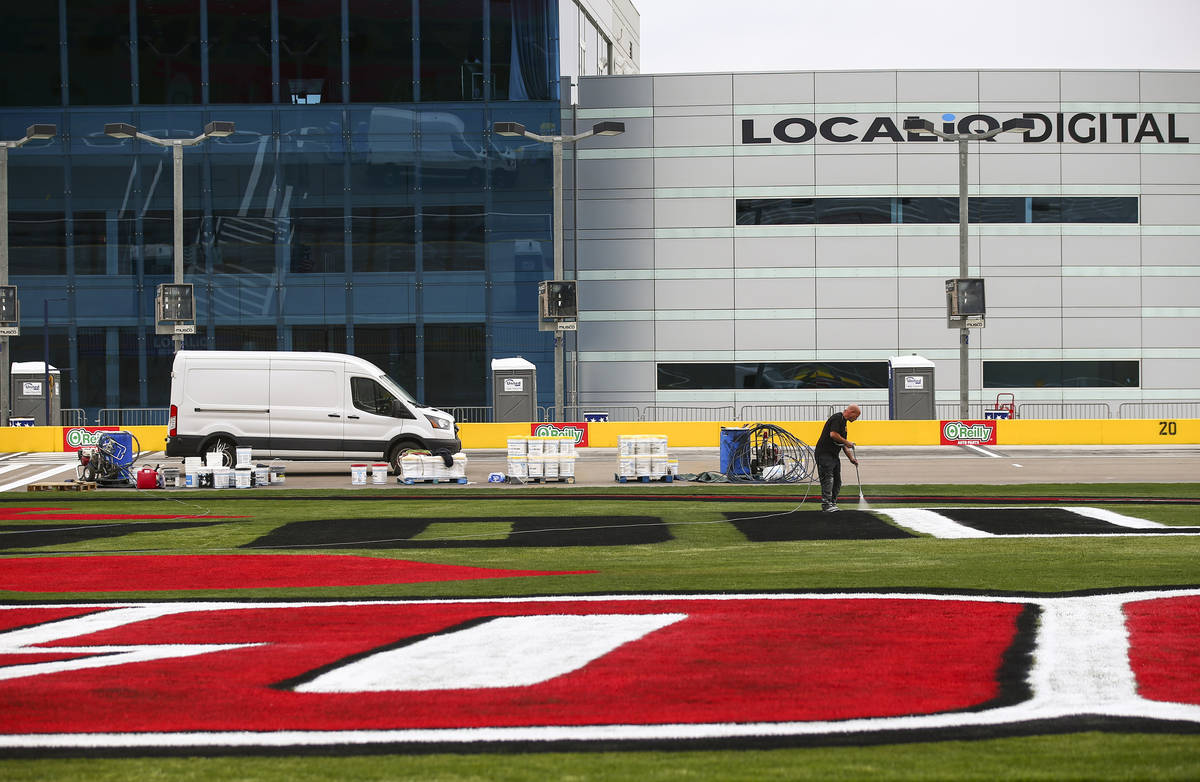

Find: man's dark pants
<box><xmin>816</xmin><ymin>451</ymin><xmax>842</xmax><ymax>508</ymax></box>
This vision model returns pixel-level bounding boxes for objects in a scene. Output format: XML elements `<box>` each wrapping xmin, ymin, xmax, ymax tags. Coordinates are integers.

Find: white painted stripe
<box><xmin>1068</xmin><ymin>507</ymin><xmax>1170</xmax><ymax>529</ymax></box>
<box><xmin>295</xmin><ymin>613</ymin><xmax>687</xmax><ymax>693</ymax></box>
<box><xmin>0</xmin><ymin>464</ymin><xmax>78</xmax><ymax>493</ymax></box>
<box><xmin>876</xmin><ymin>509</ymin><xmax>992</xmax><ymax>538</ymax></box>
<box><xmin>962</xmin><ymin>444</ymin><xmax>1002</xmax><ymax>458</ymax></box>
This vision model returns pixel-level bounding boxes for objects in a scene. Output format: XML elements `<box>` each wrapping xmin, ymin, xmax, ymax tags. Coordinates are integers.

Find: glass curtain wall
<box><xmin>0</xmin><ymin>1</ymin><xmax>559</xmax><ymax>422</ymax></box>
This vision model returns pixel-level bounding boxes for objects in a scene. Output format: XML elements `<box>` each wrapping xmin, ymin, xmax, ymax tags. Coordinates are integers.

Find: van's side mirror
<box><xmin>392</xmin><ymin>400</ymin><xmax>416</xmax><ymax>419</ymax></box>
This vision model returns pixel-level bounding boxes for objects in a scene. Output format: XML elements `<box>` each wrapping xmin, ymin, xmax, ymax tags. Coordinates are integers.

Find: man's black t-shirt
<box><xmin>815</xmin><ymin>412</ymin><xmax>847</xmax><ymax>458</ymax></box>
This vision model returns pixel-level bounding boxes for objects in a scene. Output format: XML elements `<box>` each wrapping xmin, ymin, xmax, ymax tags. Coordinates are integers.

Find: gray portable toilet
<box><xmin>888</xmin><ymin>355</ymin><xmax>936</xmax><ymax>420</ymax></box>
<box><xmin>491</xmin><ymin>357</ymin><xmax>537</xmax><ymax>422</ymax></box>
<box><xmin>11</xmin><ymin>361</ymin><xmax>61</xmax><ymax>426</ymax></box>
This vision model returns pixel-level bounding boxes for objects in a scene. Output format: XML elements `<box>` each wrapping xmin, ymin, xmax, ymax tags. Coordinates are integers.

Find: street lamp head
<box><xmin>204</xmin><ymin>120</ymin><xmax>235</xmax><ymax>137</ymax></box>
<box><xmin>493</xmin><ymin>122</ymin><xmax>527</xmax><ymax>136</ymax></box>
<box><xmin>25</xmin><ymin>124</ymin><xmax>56</xmax><ymax>140</ymax></box>
<box><xmin>1001</xmin><ymin>117</ymin><xmax>1035</xmax><ymax>134</ymax></box>
<box><xmin>591</xmin><ymin>121</ymin><xmax>625</xmax><ymax>136</ymax></box>
<box><xmin>903</xmin><ymin>116</ymin><xmax>935</xmax><ymax>134</ymax></box>
<box><xmin>104</xmin><ymin>123</ymin><xmax>137</xmax><ymax>139</ymax></box>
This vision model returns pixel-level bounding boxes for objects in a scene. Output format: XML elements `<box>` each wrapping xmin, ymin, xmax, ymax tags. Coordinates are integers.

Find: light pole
<box><xmin>903</xmin><ymin>115</ymin><xmax>1034</xmax><ymax>420</ymax></box>
<box><xmin>492</xmin><ymin>119</ymin><xmax>625</xmax><ymax>423</ymax></box>
<box><xmin>0</xmin><ymin>124</ymin><xmax>57</xmax><ymax>425</ymax></box>
<box><xmin>104</xmin><ymin>121</ymin><xmax>235</xmax><ymax>353</ymax></box>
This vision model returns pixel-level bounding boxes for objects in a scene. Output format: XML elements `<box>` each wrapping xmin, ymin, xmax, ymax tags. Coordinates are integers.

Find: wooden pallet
<box><xmin>27</xmin><ymin>481</ymin><xmax>98</xmax><ymax>492</ymax></box>
<box><xmin>399</xmin><ymin>476</ymin><xmax>468</xmax><ymax>485</ymax></box>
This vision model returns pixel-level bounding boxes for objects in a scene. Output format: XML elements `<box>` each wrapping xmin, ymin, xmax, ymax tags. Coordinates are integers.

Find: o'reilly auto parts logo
<box><xmin>62</xmin><ymin>426</ymin><xmax>119</xmax><ymax>451</ymax></box>
<box><xmin>940</xmin><ymin>420</ymin><xmax>997</xmax><ymax>446</ymax></box>
<box><xmin>532</xmin><ymin>422</ymin><xmax>588</xmax><ymax>447</ymax></box>
<box><xmin>741</xmin><ymin>112</ymin><xmax>1190</xmax><ymax>145</ymax></box>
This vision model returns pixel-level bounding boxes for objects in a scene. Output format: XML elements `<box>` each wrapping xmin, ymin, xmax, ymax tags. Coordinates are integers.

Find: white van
<box><xmin>165</xmin><ymin>351</ymin><xmax>460</xmax><ymax>469</ymax></box>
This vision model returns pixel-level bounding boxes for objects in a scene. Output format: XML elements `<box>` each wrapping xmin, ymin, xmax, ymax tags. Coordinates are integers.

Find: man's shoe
<box><xmin>825</xmin><ymin>504</ymin><xmax>840</xmax><ymax>512</ymax></box>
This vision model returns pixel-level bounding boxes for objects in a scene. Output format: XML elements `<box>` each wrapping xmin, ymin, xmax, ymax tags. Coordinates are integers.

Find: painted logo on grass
<box><xmin>0</xmin><ymin>590</ymin><xmax>1197</xmax><ymax>752</ymax></box>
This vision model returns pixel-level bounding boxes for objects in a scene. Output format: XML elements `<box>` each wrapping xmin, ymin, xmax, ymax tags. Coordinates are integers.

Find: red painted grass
<box><xmin>0</xmin><ymin>555</ymin><xmax>595</xmax><ymax>593</ymax></box>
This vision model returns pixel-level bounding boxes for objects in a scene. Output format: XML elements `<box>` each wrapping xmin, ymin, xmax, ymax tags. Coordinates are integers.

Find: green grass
<box><xmin>1</xmin><ymin>482</ymin><xmax>1198</xmax><ymax>780</ymax></box>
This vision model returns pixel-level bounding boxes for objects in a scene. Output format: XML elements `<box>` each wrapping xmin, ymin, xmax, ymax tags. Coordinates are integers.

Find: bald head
<box><xmin>844</xmin><ymin>405</ymin><xmax>861</xmax><ymax>422</ymax></box>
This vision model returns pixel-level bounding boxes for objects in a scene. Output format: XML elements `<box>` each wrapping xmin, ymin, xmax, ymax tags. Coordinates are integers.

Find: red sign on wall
<box><xmin>939</xmin><ymin>420</ymin><xmax>998</xmax><ymax>446</ymax></box>
<box><xmin>531</xmin><ymin>422</ymin><xmax>589</xmax><ymax>447</ymax></box>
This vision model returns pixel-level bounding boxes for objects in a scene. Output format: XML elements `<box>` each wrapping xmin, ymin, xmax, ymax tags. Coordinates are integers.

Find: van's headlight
<box><xmin>424</xmin><ymin>414</ymin><xmax>451</xmax><ymax>430</ymax></box>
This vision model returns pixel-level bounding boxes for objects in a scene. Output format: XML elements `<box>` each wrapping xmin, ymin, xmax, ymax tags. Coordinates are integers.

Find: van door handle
<box><xmin>328</xmin><ymin>413</ymin><xmax>341</xmax><ymax>418</ymax></box>
<box><xmin>347</xmin><ymin>415</ymin><xmax>360</xmax><ymax>419</ymax></box>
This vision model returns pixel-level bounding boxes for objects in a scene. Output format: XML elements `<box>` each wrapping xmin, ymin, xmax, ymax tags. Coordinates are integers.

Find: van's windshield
<box><xmin>378</xmin><ymin>374</ymin><xmax>422</xmax><ymax>407</ymax></box>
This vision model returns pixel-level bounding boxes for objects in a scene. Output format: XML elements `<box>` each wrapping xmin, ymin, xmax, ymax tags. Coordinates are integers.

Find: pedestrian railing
<box><xmin>1017</xmin><ymin>402</ymin><xmax>1112</xmax><ymax>419</ymax></box>
<box><xmin>98</xmin><ymin>408</ymin><xmax>171</xmax><ymax>426</ymax></box>
<box><xmin>60</xmin><ymin>409</ymin><xmax>88</xmax><ymax>426</ymax></box>
<box><xmin>1118</xmin><ymin>401</ymin><xmax>1200</xmax><ymax>419</ymax></box>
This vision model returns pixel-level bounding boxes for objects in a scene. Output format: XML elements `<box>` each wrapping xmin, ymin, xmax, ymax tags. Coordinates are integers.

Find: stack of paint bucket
<box><xmin>616</xmin><ymin>434</ymin><xmax>670</xmax><ymax>480</ymax></box>
<box><xmin>506</xmin><ymin>437</ymin><xmax>528</xmax><ymax>481</ymax></box>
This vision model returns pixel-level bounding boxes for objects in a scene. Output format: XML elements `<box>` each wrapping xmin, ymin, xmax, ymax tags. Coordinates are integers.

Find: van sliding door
<box><xmin>268</xmin><ymin>358</ymin><xmax>345</xmax><ymax>458</ymax></box>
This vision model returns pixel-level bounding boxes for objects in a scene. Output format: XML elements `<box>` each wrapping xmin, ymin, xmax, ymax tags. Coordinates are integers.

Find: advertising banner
<box><xmin>939</xmin><ymin>420</ymin><xmax>998</xmax><ymax>446</ymax></box>
<box><xmin>531</xmin><ymin>422</ymin><xmax>589</xmax><ymax>447</ymax></box>
<box><xmin>62</xmin><ymin>426</ymin><xmax>120</xmax><ymax>451</ymax></box>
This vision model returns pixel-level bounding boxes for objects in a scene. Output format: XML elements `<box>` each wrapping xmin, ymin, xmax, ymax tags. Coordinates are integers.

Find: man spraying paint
<box><xmin>815</xmin><ymin>404</ymin><xmax>860</xmax><ymax>512</ymax></box>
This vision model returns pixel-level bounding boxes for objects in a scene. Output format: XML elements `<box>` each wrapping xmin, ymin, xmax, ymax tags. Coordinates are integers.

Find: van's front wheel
<box><xmin>387</xmin><ymin>441</ymin><xmax>423</xmax><ymax>473</ymax></box>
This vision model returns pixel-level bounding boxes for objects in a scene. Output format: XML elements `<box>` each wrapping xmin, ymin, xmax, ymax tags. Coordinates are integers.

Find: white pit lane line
<box><xmin>0</xmin><ymin>464</ymin><xmax>79</xmax><ymax>493</ymax></box>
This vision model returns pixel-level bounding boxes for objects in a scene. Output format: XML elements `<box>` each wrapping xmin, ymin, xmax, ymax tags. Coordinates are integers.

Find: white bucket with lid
<box><xmin>235</xmin><ymin>447</ymin><xmax>252</xmax><ymax>466</ymax></box>
<box><xmin>350</xmin><ymin>464</ymin><xmax>368</xmax><ymax>484</ymax></box>
<box><xmin>206</xmin><ymin>452</ymin><xmax>223</xmax><ymax>468</ymax></box>
<box><xmin>213</xmin><ymin>467</ymin><xmax>232</xmax><ymax>489</ymax></box>
<box><xmin>234</xmin><ymin>467</ymin><xmax>252</xmax><ymax>488</ymax></box>
<box><xmin>371</xmin><ymin>463</ymin><xmax>388</xmax><ymax>484</ymax></box>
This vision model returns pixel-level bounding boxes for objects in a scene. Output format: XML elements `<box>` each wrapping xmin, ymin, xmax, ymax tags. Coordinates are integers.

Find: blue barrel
<box><xmin>719</xmin><ymin>427</ymin><xmax>750</xmax><ymax>476</ymax></box>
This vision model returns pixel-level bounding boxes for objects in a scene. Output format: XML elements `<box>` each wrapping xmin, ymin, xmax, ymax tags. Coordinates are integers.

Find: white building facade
<box><xmin>567</xmin><ymin>70</ymin><xmax>1200</xmax><ymax>420</ymax></box>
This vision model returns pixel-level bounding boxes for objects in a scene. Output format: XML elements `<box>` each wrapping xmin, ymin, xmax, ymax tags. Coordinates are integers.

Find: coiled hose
<box><xmin>724</xmin><ymin>423</ymin><xmax>817</xmax><ymax>484</ymax></box>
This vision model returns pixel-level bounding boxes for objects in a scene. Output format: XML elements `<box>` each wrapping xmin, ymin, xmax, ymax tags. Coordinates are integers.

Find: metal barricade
<box><xmin>1118</xmin><ymin>401</ymin><xmax>1200</xmax><ymax>419</ymax></box>
<box><xmin>1017</xmin><ymin>402</ymin><xmax>1111</xmax><ymax>420</ymax></box>
<box><xmin>59</xmin><ymin>408</ymin><xmax>88</xmax><ymax>426</ymax></box>
<box><xmin>98</xmin><ymin>408</ymin><xmax>170</xmax><ymax>426</ymax></box>
<box><xmin>643</xmin><ymin>405</ymin><xmax>736</xmax><ymax>422</ymax></box>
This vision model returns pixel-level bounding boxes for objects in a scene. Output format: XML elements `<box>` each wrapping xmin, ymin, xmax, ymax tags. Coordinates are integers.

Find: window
<box><xmin>348</xmin><ymin>0</ymin><xmax>414</xmax><ymax>102</ymax></box>
<box><xmin>657</xmin><ymin>362</ymin><xmax>890</xmax><ymax>391</ymax></box>
<box><xmin>737</xmin><ymin>197</ymin><xmax>1139</xmax><ymax>225</ymax></box>
<box><xmin>425</xmin><ymin>323</ymin><xmax>486</xmax><ymax>406</ymax></box>
<box><xmin>290</xmin><ymin>208</ymin><xmax>344</xmax><ymax>273</ymax></box>
<box><xmin>419</xmin><ymin>0</ymin><xmax>483</xmax><ymax>101</ymax></box>
<box><xmin>208</xmin><ymin>0</ymin><xmax>272</xmax><ymax>103</ymax></box>
<box><xmin>137</xmin><ymin>0</ymin><xmax>202</xmax><ymax>104</ymax></box>
<box><xmin>279</xmin><ymin>0</ymin><xmax>341</xmax><ymax>104</ymax></box>
<box><xmin>352</xmin><ymin>208</ymin><xmax>415</xmax><ymax>272</ymax></box>
<box><xmin>0</xmin><ymin>7</ymin><xmax>60</xmax><ymax>106</ymax></box>
<box><xmin>68</xmin><ymin>1</ymin><xmax>131</xmax><ymax>105</ymax></box>
<box><xmin>983</xmin><ymin>361</ymin><xmax>1140</xmax><ymax>388</ymax></box>
<box><xmin>351</xmin><ymin>376</ymin><xmax>400</xmax><ymax>417</ymax></box>
<box><xmin>8</xmin><ymin>212</ymin><xmax>65</xmax><ymax>276</ymax></box>
<box><xmin>423</xmin><ymin>206</ymin><xmax>484</xmax><ymax>271</ymax></box>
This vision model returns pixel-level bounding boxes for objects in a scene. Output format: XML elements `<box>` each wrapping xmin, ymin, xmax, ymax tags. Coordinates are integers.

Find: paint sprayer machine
<box><xmin>77</xmin><ymin>431</ymin><xmax>143</xmax><ymax>488</ymax></box>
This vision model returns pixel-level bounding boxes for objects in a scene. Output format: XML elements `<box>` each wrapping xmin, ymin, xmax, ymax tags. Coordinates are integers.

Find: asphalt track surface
<box><xmin>0</xmin><ymin>445</ymin><xmax>1196</xmax><ymax>493</ymax></box>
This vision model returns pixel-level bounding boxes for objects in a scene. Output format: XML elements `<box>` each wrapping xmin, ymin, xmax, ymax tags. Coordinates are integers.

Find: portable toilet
<box><xmin>11</xmin><ymin>361</ymin><xmax>61</xmax><ymax>426</ymax></box>
<box><xmin>888</xmin><ymin>355</ymin><xmax>936</xmax><ymax>420</ymax></box>
<box><xmin>491</xmin><ymin>356</ymin><xmax>537</xmax><ymax>422</ymax></box>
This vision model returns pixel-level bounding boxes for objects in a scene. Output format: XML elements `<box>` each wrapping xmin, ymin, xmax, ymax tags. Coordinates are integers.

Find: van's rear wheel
<box><xmin>202</xmin><ymin>437</ymin><xmax>236</xmax><ymax>468</ymax></box>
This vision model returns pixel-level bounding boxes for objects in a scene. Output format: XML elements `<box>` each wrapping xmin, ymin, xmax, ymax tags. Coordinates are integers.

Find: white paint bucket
<box><xmin>371</xmin><ymin>463</ymin><xmax>388</xmax><ymax>484</ymax></box>
<box><xmin>350</xmin><ymin>464</ymin><xmax>368</xmax><ymax>485</ymax></box>
<box><xmin>206</xmin><ymin>452</ymin><xmax>223</xmax><ymax>468</ymax></box>
<box><xmin>235</xmin><ymin>447</ymin><xmax>252</xmax><ymax>466</ymax></box>
<box><xmin>270</xmin><ymin>463</ymin><xmax>285</xmax><ymax>484</ymax></box>
<box><xmin>213</xmin><ymin>467</ymin><xmax>232</xmax><ymax>489</ymax></box>
<box><xmin>234</xmin><ymin>467</ymin><xmax>252</xmax><ymax>489</ymax></box>
<box><xmin>254</xmin><ymin>466</ymin><xmax>269</xmax><ymax>486</ymax></box>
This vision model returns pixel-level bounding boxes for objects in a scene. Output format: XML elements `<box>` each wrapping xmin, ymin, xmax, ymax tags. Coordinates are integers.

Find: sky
<box><xmin>636</xmin><ymin>0</ymin><xmax>1200</xmax><ymax>75</ymax></box>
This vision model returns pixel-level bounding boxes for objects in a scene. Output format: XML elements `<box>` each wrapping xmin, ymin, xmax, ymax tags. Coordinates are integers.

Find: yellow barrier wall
<box><xmin>0</xmin><ymin>426</ymin><xmax>168</xmax><ymax>454</ymax></box>
<box><xmin>459</xmin><ymin>419</ymin><xmax>1200</xmax><ymax>448</ymax></box>
<box><xmin>0</xmin><ymin>419</ymin><xmax>1193</xmax><ymax>453</ymax></box>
